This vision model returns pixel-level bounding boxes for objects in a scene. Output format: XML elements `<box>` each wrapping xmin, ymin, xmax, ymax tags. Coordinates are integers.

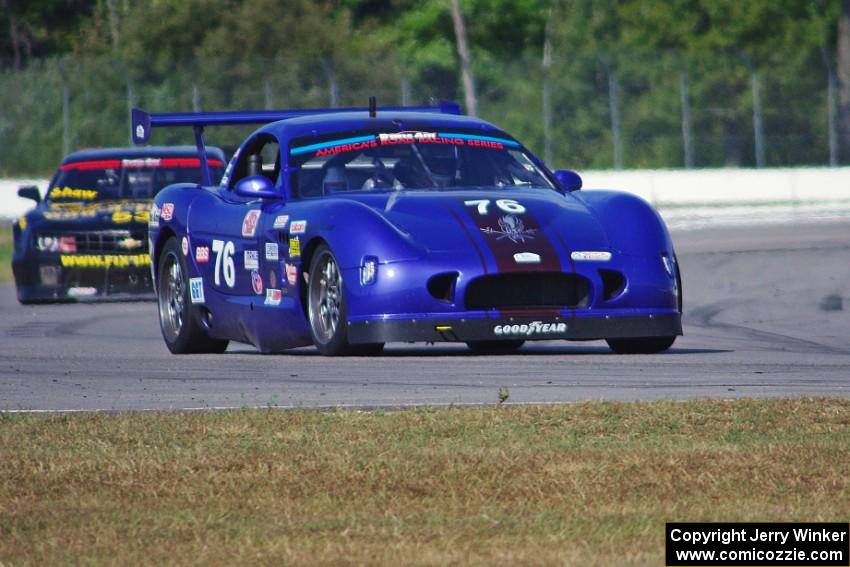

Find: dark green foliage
<box><xmin>0</xmin><ymin>0</ymin><xmax>844</xmax><ymax>174</ymax></box>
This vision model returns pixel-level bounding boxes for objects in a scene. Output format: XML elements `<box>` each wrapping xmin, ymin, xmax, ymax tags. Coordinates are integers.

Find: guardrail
<box><xmin>581</xmin><ymin>167</ymin><xmax>850</xmax><ymax>230</ymax></box>
<box><xmin>3</xmin><ymin>167</ymin><xmax>849</xmax><ymax>229</ymax></box>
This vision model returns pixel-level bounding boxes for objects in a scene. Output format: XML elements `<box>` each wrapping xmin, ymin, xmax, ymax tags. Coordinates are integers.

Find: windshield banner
<box><xmin>291</xmin><ymin>131</ymin><xmax>519</xmax><ymax>157</ymax></box>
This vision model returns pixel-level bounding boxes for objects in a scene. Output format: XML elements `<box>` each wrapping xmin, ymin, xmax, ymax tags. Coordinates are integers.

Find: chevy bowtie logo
<box><xmin>118</xmin><ymin>237</ymin><xmax>143</xmax><ymax>250</ymax></box>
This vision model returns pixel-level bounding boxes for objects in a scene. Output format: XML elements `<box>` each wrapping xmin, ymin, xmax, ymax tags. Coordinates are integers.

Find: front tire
<box><xmin>307</xmin><ymin>244</ymin><xmax>383</xmax><ymax>356</ymax></box>
<box><xmin>605</xmin><ymin>336</ymin><xmax>676</xmax><ymax>354</ymax></box>
<box><xmin>157</xmin><ymin>237</ymin><xmax>228</xmax><ymax>354</ymax></box>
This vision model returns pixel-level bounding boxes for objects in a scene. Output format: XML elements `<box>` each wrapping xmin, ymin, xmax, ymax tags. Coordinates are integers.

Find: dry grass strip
<box><xmin>1</xmin><ymin>398</ymin><xmax>849</xmax><ymax>566</ymax></box>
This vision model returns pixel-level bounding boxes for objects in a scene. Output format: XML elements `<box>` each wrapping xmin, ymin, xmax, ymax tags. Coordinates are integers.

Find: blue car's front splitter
<box><xmin>346</xmin><ymin>311</ymin><xmax>682</xmax><ymax>344</ymax></box>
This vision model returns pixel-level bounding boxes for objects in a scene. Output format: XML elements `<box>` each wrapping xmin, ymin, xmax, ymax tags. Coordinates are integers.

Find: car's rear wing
<box><xmin>130</xmin><ymin>100</ymin><xmax>463</xmax><ymax>185</ymax></box>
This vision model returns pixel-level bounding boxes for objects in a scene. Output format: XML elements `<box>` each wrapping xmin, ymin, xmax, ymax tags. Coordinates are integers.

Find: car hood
<box><xmin>336</xmin><ymin>189</ymin><xmax>611</xmax><ymax>265</ymax></box>
<box><xmin>29</xmin><ymin>199</ymin><xmax>151</xmax><ymax>231</ymax></box>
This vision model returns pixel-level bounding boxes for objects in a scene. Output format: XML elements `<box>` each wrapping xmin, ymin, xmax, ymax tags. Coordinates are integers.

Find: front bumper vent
<box><xmin>427</xmin><ymin>272</ymin><xmax>458</xmax><ymax>303</ymax></box>
<box><xmin>464</xmin><ymin>273</ymin><xmax>590</xmax><ymax>310</ymax></box>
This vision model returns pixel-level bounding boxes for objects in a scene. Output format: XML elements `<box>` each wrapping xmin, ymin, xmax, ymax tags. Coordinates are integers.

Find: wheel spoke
<box><xmin>158</xmin><ymin>252</ymin><xmax>185</xmax><ymax>342</ymax></box>
<box><xmin>309</xmin><ymin>251</ymin><xmax>344</xmax><ymax>344</ymax></box>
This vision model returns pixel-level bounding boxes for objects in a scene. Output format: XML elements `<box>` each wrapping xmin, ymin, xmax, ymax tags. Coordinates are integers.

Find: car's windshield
<box><xmin>47</xmin><ymin>157</ymin><xmax>225</xmax><ymax>202</ymax></box>
<box><xmin>290</xmin><ymin>130</ymin><xmax>555</xmax><ymax>198</ymax></box>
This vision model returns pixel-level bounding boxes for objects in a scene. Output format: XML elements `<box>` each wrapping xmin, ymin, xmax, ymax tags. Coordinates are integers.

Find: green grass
<box><xmin>0</xmin><ymin>223</ymin><xmax>13</xmax><ymax>283</ymax></box>
<box><xmin>2</xmin><ymin>399</ymin><xmax>849</xmax><ymax>566</ymax></box>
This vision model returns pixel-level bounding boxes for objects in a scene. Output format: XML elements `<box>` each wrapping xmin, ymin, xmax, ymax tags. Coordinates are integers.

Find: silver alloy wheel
<box><xmin>308</xmin><ymin>251</ymin><xmax>342</xmax><ymax>343</ymax></box>
<box><xmin>159</xmin><ymin>251</ymin><xmax>185</xmax><ymax>342</ymax></box>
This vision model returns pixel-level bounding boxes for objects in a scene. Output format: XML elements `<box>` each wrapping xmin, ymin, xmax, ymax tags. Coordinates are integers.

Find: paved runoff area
<box><xmin>1</xmin><ymin>222</ymin><xmax>848</xmax><ymax>412</ymax></box>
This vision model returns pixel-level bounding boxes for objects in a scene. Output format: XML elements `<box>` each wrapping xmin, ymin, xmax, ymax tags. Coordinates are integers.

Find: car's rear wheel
<box><xmin>157</xmin><ymin>237</ymin><xmax>228</xmax><ymax>354</ymax></box>
<box><xmin>307</xmin><ymin>244</ymin><xmax>383</xmax><ymax>356</ymax></box>
<box><xmin>466</xmin><ymin>340</ymin><xmax>525</xmax><ymax>354</ymax></box>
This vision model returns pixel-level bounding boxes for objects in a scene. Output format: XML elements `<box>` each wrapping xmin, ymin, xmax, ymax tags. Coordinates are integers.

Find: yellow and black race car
<box><xmin>12</xmin><ymin>146</ymin><xmax>225</xmax><ymax>303</ymax></box>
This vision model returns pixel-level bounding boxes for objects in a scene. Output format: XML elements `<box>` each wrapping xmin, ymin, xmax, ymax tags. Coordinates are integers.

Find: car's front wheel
<box><xmin>307</xmin><ymin>244</ymin><xmax>383</xmax><ymax>356</ymax></box>
<box><xmin>605</xmin><ymin>335</ymin><xmax>676</xmax><ymax>354</ymax></box>
<box><xmin>157</xmin><ymin>237</ymin><xmax>228</xmax><ymax>354</ymax></box>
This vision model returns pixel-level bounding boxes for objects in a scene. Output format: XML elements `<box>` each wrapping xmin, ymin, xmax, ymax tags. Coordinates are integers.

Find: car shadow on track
<box><xmin>225</xmin><ymin>344</ymin><xmax>732</xmax><ymax>357</ymax></box>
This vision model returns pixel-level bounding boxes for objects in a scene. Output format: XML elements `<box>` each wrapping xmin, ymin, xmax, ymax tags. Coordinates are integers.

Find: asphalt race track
<box><xmin>1</xmin><ymin>222</ymin><xmax>848</xmax><ymax>412</ymax></box>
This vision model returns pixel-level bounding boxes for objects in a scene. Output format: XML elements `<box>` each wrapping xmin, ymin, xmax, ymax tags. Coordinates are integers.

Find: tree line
<box><xmin>1</xmin><ymin>0</ymin><xmax>849</xmax><ymax>174</ymax></box>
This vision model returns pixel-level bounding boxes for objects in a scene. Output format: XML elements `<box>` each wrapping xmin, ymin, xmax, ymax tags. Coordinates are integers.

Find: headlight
<box><xmin>360</xmin><ymin>256</ymin><xmax>378</xmax><ymax>286</ymax></box>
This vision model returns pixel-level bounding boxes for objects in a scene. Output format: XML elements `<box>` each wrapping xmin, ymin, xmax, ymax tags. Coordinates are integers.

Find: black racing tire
<box><xmin>306</xmin><ymin>244</ymin><xmax>383</xmax><ymax>356</ymax></box>
<box><xmin>157</xmin><ymin>237</ymin><xmax>229</xmax><ymax>354</ymax></box>
<box><xmin>466</xmin><ymin>340</ymin><xmax>525</xmax><ymax>354</ymax></box>
<box><xmin>605</xmin><ymin>335</ymin><xmax>676</xmax><ymax>354</ymax></box>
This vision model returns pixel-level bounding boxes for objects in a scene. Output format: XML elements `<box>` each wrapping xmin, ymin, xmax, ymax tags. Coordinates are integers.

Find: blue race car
<box><xmin>12</xmin><ymin>146</ymin><xmax>225</xmax><ymax>303</ymax></box>
<box><xmin>133</xmin><ymin>101</ymin><xmax>681</xmax><ymax>355</ymax></box>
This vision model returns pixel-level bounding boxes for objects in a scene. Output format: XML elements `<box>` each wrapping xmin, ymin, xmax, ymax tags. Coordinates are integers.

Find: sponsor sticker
<box><xmin>285</xmin><ymin>263</ymin><xmax>298</xmax><ymax>286</ymax></box>
<box><xmin>58</xmin><ymin>236</ymin><xmax>76</xmax><ymax>253</ymax></box>
<box><xmin>377</xmin><ymin>131</ymin><xmax>437</xmax><ymax>143</ymax></box>
<box><xmin>161</xmin><ymin>203</ymin><xmax>174</xmax><ymax>221</ymax></box>
<box><xmin>494</xmin><ymin>321</ymin><xmax>567</xmax><ymax>337</ymax></box>
<box><xmin>514</xmin><ymin>252</ymin><xmax>541</xmax><ymax>264</ymax></box>
<box><xmin>273</xmin><ymin>215</ymin><xmax>289</xmax><ymax>229</ymax></box>
<box><xmin>67</xmin><ymin>286</ymin><xmax>97</xmax><ymax>298</ymax></box>
<box><xmin>289</xmin><ymin>236</ymin><xmax>301</xmax><ymax>258</ymax></box>
<box><xmin>242</xmin><ymin>210</ymin><xmax>261</xmax><ymax>237</ymax></box>
<box><xmin>265</xmin><ymin>242</ymin><xmax>279</xmax><ymax>261</ymax></box>
<box><xmin>49</xmin><ymin>187</ymin><xmax>98</xmax><ymax>200</ymax></box>
<box><xmin>265</xmin><ymin>288</ymin><xmax>282</xmax><ymax>306</ymax></box>
<box><xmin>570</xmin><ymin>251</ymin><xmax>612</xmax><ymax>261</ymax></box>
<box><xmin>149</xmin><ymin>204</ymin><xmax>160</xmax><ymax>228</ymax></box>
<box><xmin>60</xmin><ymin>254</ymin><xmax>150</xmax><ymax>269</ymax></box>
<box><xmin>195</xmin><ymin>246</ymin><xmax>210</xmax><ymax>263</ymax></box>
<box><xmin>135</xmin><ymin>124</ymin><xmax>145</xmax><ymax>140</ymax></box>
<box><xmin>244</xmin><ymin>250</ymin><xmax>259</xmax><ymax>270</ymax></box>
<box><xmin>181</xmin><ymin>236</ymin><xmax>189</xmax><ymax>256</ymax></box>
<box><xmin>289</xmin><ymin>220</ymin><xmax>307</xmax><ymax>234</ymax></box>
<box><xmin>122</xmin><ymin>158</ymin><xmax>160</xmax><ymax>168</ymax></box>
<box><xmin>251</xmin><ymin>270</ymin><xmax>263</xmax><ymax>295</ymax></box>
<box><xmin>189</xmin><ymin>277</ymin><xmax>205</xmax><ymax>304</ymax></box>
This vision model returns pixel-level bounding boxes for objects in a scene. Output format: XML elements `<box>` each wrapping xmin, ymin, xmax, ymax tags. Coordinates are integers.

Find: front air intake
<box><xmin>464</xmin><ymin>273</ymin><xmax>590</xmax><ymax>310</ymax></box>
<box><xmin>427</xmin><ymin>272</ymin><xmax>458</xmax><ymax>303</ymax></box>
<box><xmin>599</xmin><ymin>269</ymin><xmax>626</xmax><ymax>301</ymax></box>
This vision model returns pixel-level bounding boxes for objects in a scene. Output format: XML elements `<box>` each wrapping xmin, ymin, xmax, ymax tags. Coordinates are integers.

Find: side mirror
<box><xmin>234</xmin><ymin>175</ymin><xmax>280</xmax><ymax>200</ymax></box>
<box><xmin>553</xmin><ymin>169</ymin><xmax>583</xmax><ymax>192</ymax></box>
<box><xmin>18</xmin><ymin>185</ymin><xmax>41</xmax><ymax>203</ymax></box>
